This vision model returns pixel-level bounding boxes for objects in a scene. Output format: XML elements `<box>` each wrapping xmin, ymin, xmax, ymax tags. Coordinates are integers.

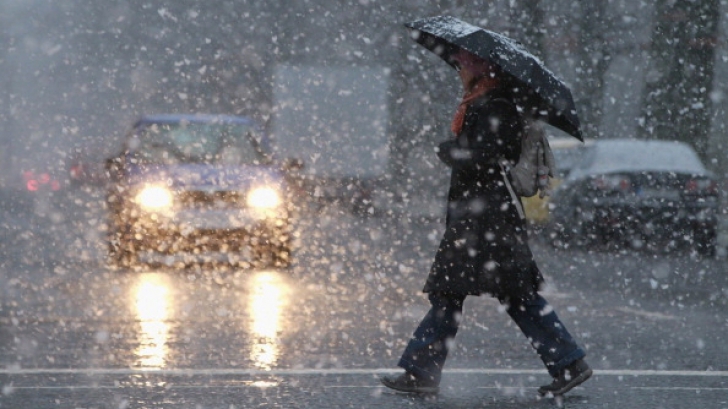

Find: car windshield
<box><xmin>129</xmin><ymin>121</ymin><xmax>269</xmax><ymax>166</ymax></box>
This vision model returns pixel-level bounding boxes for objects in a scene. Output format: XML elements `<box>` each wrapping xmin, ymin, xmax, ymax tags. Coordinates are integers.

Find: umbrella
<box><xmin>405</xmin><ymin>15</ymin><xmax>583</xmax><ymax>141</ymax></box>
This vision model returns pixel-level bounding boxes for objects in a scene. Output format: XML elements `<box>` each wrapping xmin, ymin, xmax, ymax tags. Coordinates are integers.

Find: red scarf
<box><xmin>450</xmin><ymin>76</ymin><xmax>500</xmax><ymax>135</ymax></box>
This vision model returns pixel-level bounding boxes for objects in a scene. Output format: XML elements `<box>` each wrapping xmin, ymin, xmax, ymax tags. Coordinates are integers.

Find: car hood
<box><xmin>126</xmin><ymin>164</ymin><xmax>285</xmax><ymax>190</ymax></box>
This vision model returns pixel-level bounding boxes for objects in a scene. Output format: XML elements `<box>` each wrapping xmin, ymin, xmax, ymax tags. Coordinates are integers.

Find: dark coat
<box><xmin>423</xmin><ymin>91</ymin><xmax>544</xmax><ymax>300</ymax></box>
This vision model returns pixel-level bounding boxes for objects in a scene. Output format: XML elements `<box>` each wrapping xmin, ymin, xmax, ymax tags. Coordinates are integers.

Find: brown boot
<box><xmin>538</xmin><ymin>359</ymin><xmax>592</xmax><ymax>396</ymax></box>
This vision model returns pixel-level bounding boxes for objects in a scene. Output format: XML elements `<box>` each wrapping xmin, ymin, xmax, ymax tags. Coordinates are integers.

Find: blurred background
<box><xmin>2</xmin><ymin>0</ymin><xmax>728</xmax><ymax>201</ymax></box>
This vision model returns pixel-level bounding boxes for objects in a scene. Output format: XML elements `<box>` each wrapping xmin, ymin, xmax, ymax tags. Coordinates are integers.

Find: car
<box><xmin>522</xmin><ymin>137</ymin><xmax>594</xmax><ymax>224</ymax></box>
<box><xmin>17</xmin><ymin>169</ymin><xmax>74</xmax><ymax>220</ymax></box>
<box><xmin>548</xmin><ymin>138</ymin><xmax>719</xmax><ymax>255</ymax></box>
<box><xmin>68</xmin><ymin>148</ymin><xmax>107</xmax><ymax>187</ymax></box>
<box><xmin>105</xmin><ymin>114</ymin><xmax>301</xmax><ymax>268</ymax></box>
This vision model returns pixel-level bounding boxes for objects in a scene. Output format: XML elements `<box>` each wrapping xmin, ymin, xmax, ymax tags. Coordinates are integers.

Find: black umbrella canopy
<box><xmin>405</xmin><ymin>15</ymin><xmax>583</xmax><ymax>141</ymax></box>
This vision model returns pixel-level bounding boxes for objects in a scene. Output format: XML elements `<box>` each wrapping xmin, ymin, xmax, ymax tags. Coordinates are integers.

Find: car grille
<box><xmin>177</xmin><ymin>190</ymin><xmax>243</xmax><ymax>208</ymax></box>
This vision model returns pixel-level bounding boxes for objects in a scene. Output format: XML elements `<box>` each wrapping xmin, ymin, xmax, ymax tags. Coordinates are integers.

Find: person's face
<box><xmin>450</xmin><ymin>49</ymin><xmax>497</xmax><ymax>89</ymax></box>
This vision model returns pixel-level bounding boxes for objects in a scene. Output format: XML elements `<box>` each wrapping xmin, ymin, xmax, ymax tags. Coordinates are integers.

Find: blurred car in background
<box><xmin>522</xmin><ymin>137</ymin><xmax>593</xmax><ymax>224</ymax></box>
<box><xmin>19</xmin><ymin>169</ymin><xmax>72</xmax><ymax>220</ymax></box>
<box><xmin>1</xmin><ymin>170</ymin><xmax>67</xmax><ymax>260</ymax></box>
<box><xmin>105</xmin><ymin>114</ymin><xmax>302</xmax><ymax>268</ymax></box>
<box><xmin>22</xmin><ymin>169</ymin><xmax>62</xmax><ymax>193</ymax></box>
<box><xmin>68</xmin><ymin>148</ymin><xmax>108</xmax><ymax>187</ymax></box>
<box><xmin>548</xmin><ymin>138</ymin><xmax>718</xmax><ymax>255</ymax></box>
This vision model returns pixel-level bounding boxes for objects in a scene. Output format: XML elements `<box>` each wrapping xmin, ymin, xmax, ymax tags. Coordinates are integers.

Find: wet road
<box><xmin>0</xmin><ymin>191</ymin><xmax>727</xmax><ymax>408</ymax></box>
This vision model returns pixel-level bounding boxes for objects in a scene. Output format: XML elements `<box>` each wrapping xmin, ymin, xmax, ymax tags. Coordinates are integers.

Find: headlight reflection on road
<box><xmin>248</xmin><ymin>271</ymin><xmax>288</xmax><ymax>370</ymax></box>
<box><xmin>133</xmin><ymin>273</ymin><xmax>172</xmax><ymax>369</ymax></box>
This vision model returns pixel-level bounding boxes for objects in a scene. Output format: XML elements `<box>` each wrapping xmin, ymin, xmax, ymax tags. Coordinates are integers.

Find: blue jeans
<box><xmin>397</xmin><ymin>292</ymin><xmax>585</xmax><ymax>383</ymax></box>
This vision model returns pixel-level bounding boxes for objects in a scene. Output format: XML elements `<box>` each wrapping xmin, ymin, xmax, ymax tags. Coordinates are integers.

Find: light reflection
<box><xmin>248</xmin><ymin>271</ymin><xmax>288</xmax><ymax>370</ymax></box>
<box><xmin>248</xmin><ymin>380</ymin><xmax>280</xmax><ymax>388</ymax></box>
<box><xmin>133</xmin><ymin>273</ymin><xmax>171</xmax><ymax>369</ymax></box>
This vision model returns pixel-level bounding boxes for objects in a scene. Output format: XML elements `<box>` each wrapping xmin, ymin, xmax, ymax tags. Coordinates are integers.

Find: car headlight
<box><xmin>247</xmin><ymin>187</ymin><xmax>281</xmax><ymax>209</ymax></box>
<box><xmin>135</xmin><ymin>185</ymin><xmax>174</xmax><ymax>210</ymax></box>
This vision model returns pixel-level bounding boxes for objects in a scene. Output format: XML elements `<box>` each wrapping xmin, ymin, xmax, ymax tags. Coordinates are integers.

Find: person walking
<box><xmin>380</xmin><ymin>17</ymin><xmax>592</xmax><ymax>397</ymax></box>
